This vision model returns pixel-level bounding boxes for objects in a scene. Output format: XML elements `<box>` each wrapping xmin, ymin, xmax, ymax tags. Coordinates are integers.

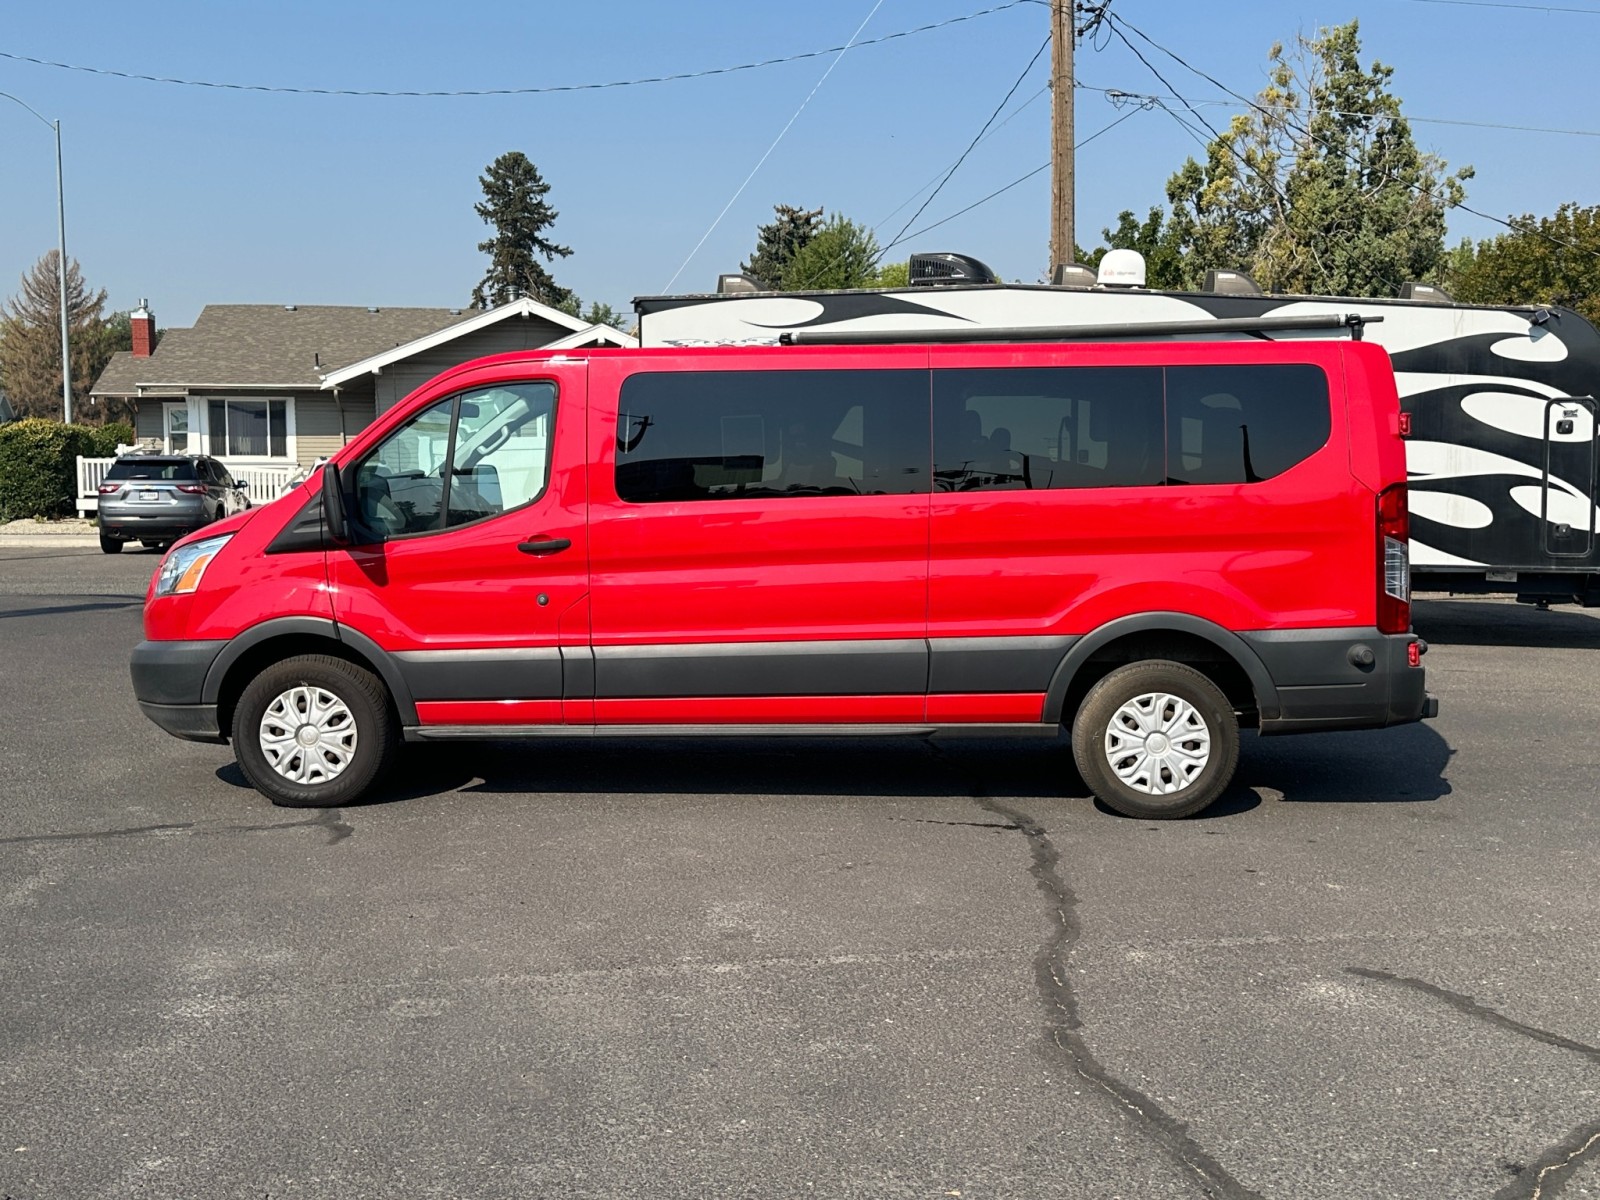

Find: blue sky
<box><xmin>2</xmin><ymin>0</ymin><xmax>1596</xmax><ymax>329</ymax></box>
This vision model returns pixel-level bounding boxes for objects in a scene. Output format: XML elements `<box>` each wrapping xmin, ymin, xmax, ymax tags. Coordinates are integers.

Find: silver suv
<box><xmin>97</xmin><ymin>454</ymin><xmax>250</xmax><ymax>554</ymax></box>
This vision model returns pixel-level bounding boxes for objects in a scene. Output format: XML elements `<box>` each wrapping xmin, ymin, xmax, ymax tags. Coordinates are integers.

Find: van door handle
<box><xmin>517</xmin><ymin>537</ymin><xmax>572</xmax><ymax>556</ymax></box>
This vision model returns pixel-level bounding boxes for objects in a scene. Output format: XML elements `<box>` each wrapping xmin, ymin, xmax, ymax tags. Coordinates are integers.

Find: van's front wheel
<box><xmin>1071</xmin><ymin>660</ymin><xmax>1239</xmax><ymax>820</ymax></box>
<box><xmin>232</xmin><ymin>655</ymin><xmax>397</xmax><ymax>808</ymax></box>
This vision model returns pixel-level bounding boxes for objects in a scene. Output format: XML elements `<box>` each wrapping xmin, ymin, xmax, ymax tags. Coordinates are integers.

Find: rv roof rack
<box><xmin>777</xmin><ymin>312</ymin><xmax>1382</xmax><ymax>346</ymax></box>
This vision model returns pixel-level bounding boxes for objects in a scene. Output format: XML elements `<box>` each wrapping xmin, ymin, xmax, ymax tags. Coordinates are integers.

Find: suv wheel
<box><xmin>232</xmin><ymin>655</ymin><xmax>397</xmax><ymax>808</ymax></box>
<box><xmin>1071</xmin><ymin>660</ymin><xmax>1240</xmax><ymax>820</ymax></box>
<box><xmin>98</xmin><ymin>533</ymin><xmax>122</xmax><ymax>555</ymax></box>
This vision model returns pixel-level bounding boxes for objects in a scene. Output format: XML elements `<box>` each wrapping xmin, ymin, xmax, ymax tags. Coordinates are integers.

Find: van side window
<box><xmin>932</xmin><ymin>367</ymin><xmax>1164</xmax><ymax>491</ymax></box>
<box><xmin>1164</xmin><ymin>365</ymin><xmax>1330</xmax><ymax>485</ymax></box>
<box><xmin>615</xmin><ymin>369</ymin><xmax>929</xmax><ymax>503</ymax></box>
<box><xmin>351</xmin><ymin>382</ymin><xmax>556</xmax><ymax>538</ymax></box>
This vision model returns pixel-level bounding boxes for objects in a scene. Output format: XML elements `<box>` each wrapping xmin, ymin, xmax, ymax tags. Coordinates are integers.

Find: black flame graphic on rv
<box><xmin>1387</xmin><ymin>323</ymin><xmax>1600</xmax><ymax>569</ymax></box>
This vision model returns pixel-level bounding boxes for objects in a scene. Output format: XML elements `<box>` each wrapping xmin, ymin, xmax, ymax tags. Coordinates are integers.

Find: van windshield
<box><xmin>105</xmin><ymin>459</ymin><xmax>198</xmax><ymax>482</ymax></box>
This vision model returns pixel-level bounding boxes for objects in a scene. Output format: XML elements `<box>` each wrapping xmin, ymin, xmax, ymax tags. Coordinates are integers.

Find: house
<box><xmin>89</xmin><ymin>297</ymin><xmax>634</xmax><ymax>471</ymax></box>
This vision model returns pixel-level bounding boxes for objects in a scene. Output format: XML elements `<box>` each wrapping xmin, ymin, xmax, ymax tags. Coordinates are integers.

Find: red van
<box><xmin>130</xmin><ymin>335</ymin><xmax>1435</xmax><ymax>819</ymax></box>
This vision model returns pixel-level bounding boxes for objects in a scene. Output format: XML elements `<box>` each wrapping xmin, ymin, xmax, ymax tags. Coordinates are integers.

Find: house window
<box><xmin>163</xmin><ymin>402</ymin><xmax>190</xmax><ymax>454</ymax></box>
<box><xmin>207</xmin><ymin>399</ymin><xmax>289</xmax><ymax>458</ymax></box>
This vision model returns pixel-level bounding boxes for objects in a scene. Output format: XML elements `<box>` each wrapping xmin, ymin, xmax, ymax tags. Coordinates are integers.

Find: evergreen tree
<box><xmin>0</xmin><ymin>251</ymin><xmax>118</xmax><ymax>422</ymax></box>
<box><xmin>471</xmin><ymin>151</ymin><xmax>573</xmax><ymax>310</ymax></box>
<box><xmin>1159</xmin><ymin>21</ymin><xmax>1470</xmax><ymax>295</ymax></box>
<box><xmin>741</xmin><ymin>204</ymin><xmax>823</xmax><ymax>290</ymax></box>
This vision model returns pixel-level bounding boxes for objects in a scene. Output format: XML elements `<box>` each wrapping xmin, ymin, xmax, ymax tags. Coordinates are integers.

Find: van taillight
<box><xmin>1378</xmin><ymin>484</ymin><xmax>1410</xmax><ymax>634</ymax></box>
<box><xmin>176</xmin><ymin>483</ymin><xmax>207</xmax><ymax>494</ymax></box>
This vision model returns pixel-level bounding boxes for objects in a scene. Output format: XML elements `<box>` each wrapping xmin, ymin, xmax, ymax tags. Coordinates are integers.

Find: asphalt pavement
<box><xmin>2</xmin><ymin>545</ymin><xmax>1598</xmax><ymax>1199</ymax></box>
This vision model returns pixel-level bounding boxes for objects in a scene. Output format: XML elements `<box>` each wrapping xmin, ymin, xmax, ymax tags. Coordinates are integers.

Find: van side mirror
<box><xmin>320</xmin><ymin>462</ymin><xmax>349</xmax><ymax>544</ymax></box>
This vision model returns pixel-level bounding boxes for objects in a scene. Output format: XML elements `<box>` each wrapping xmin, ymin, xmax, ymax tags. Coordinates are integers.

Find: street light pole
<box><xmin>53</xmin><ymin>120</ymin><xmax>71</xmax><ymax>424</ymax></box>
<box><xmin>1</xmin><ymin>91</ymin><xmax>72</xmax><ymax>423</ymax></box>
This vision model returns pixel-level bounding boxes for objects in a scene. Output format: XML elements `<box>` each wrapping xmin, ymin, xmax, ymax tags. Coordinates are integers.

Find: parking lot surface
<box><xmin>2</xmin><ymin>545</ymin><xmax>1598</xmax><ymax>1199</ymax></box>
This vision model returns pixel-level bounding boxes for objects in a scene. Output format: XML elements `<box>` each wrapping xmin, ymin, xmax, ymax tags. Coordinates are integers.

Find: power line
<box><xmin>1074</xmin><ymin>81</ymin><xmax>1600</xmax><ymax>139</ymax></box>
<box><xmin>0</xmin><ymin>2</ymin><xmax>1034</xmax><ymax>98</ymax></box>
<box><xmin>660</xmin><ymin>0</ymin><xmax>885</xmax><ymax>294</ymax></box>
<box><xmin>1396</xmin><ymin>0</ymin><xmax>1600</xmax><ymax>13</ymax></box>
<box><xmin>886</xmin><ymin>100</ymin><xmax>1156</xmax><ymax>253</ymax></box>
<box><xmin>1105</xmin><ymin>11</ymin><xmax>1600</xmax><ymax>265</ymax></box>
<box><xmin>881</xmin><ymin>35</ymin><xmax>1052</xmax><ymax>256</ymax></box>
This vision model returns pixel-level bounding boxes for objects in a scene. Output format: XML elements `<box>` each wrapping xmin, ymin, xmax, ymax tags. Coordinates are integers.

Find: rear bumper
<box><xmin>131</xmin><ymin>639</ymin><xmax>229</xmax><ymax>742</ymax></box>
<box><xmin>101</xmin><ymin>518</ymin><xmax>207</xmax><ymax>540</ymax></box>
<box><xmin>137</xmin><ymin>701</ymin><xmax>225</xmax><ymax>743</ymax></box>
<box><xmin>1243</xmin><ymin>628</ymin><xmax>1435</xmax><ymax>736</ymax></box>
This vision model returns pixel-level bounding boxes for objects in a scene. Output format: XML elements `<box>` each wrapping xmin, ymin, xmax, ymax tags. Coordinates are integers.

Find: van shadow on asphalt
<box><xmin>216</xmin><ymin>720</ymin><xmax>1453</xmax><ymax>821</ymax></box>
<box><xmin>1413</xmin><ymin>597</ymin><xmax>1600</xmax><ymax>649</ymax></box>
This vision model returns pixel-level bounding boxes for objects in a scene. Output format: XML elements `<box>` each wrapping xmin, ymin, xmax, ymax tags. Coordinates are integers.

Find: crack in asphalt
<box><xmin>0</xmin><ymin>810</ymin><xmax>353</xmax><ymax>847</ymax></box>
<box><xmin>1494</xmin><ymin>1123</ymin><xmax>1600</xmax><ymax>1200</ymax></box>
<box><xmin>1347</xmin><ymin>968</ymin><xmax>1600</xmax><ymax>1064</ymax></box>
<box><xmin>928</xmin><ymin>747</ymin><xmax>1261</xmax><ymax>1199</ymax></box>
<box><xmin>1349</xmin><ymin>968</ymin><xmax>1600</xmax><ymax>1199</ymax></box>
<box><xmin>888</xmin><ymin>817</ymin><xmax>1023</xmax><ymax>830</ymax></box>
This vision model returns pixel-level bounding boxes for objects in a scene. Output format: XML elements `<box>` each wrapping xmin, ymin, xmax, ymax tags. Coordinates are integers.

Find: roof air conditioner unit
<box><xmin>908</xmin><ymin>252</ymin><xmax>1000</xmax><ymax>287</ymax></box>
<box><xmin>1051</xmin><ymin>262</ymin><xmax>1098</xmax><ymax>288</ymax></box>
<box><xmin>717</xmin><ymin>273</ymin><xmax>769</xmax><ymax>295</ymax></box>
<box><xmin>1203</xmin><ymin>268</ymin><xmax>1263</xmax><ymax>296</ymax></box>
<box><xmin>1399</xmin><ymin>281</ymin><xmax>1453</xmax><ymax>303</ymax></box>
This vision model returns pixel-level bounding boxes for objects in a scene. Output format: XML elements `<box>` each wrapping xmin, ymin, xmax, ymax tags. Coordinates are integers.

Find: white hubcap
<box><xmin>1104</xmin><ymin>691</ymin><xmax>1211</xmax><ymax>795</ymax></box>
<box><xmin>260</xmin><ymin>685</ymin><xmax>358</xmax><ymax>785</ymax></box>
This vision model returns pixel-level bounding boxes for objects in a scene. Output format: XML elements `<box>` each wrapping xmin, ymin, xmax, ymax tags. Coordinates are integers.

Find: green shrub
<box><xmin>87</xmin><ymin>421</ymin><xmax>135</xmax><ymax>458</ymax></box>
<box><xmin>0</xmin><ymin>418</ymin><xmax>99</xmax><ymax>520</ymax></box>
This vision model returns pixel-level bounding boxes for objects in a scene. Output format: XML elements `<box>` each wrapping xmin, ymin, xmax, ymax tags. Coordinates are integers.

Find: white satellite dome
<box><xmin>1097</xmin><ymin>248</ymin><xmax>1148</xmax><ymax>289</ymax></box>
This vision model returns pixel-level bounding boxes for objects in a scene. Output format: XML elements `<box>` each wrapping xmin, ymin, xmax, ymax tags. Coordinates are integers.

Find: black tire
<box><xmin>232</xmin><ymin>654</ymin><xmax>397</xmax><ymax>808</ymax></box>
<box><xmin>1071</xmin><ymin>660</ymin><xmax>1240</xmax><ymax>820</ymax></box>
<box><xmin>99</xmin><ymin>533</ymin><xmax>122</xmax><ymax>554</ymax></box>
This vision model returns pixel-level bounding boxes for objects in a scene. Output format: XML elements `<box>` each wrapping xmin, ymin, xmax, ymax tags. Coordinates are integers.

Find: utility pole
<box><xmin>1050</xmin><ymin>0</ymin><xmax>1075</xmax><ymax>270</ymax></box>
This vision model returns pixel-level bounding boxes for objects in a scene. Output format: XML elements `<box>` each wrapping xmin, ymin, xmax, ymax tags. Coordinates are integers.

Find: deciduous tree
<box><xmin>1153</xmin><ymin>21</ymin><xmax>1471</xmax><ymax>296</ymax></box>
<box><xmin>1453</xmin><ymin>204</ymin><xmax>1600</xmax><ymax>325</ymax></box>
<box><xmin>781</xmin><ymin>215</ymin><xmax>881</xmax><ymax>291</ymax></box>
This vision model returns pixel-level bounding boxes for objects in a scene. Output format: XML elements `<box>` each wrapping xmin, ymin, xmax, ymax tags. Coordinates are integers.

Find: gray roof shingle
<box><xmin>91</xmin><ymin>304</ymin><xmax>477</xmax><ymax>396</ymax></box>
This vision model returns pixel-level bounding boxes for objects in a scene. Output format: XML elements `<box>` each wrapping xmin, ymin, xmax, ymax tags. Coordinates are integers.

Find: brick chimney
<box><xmin>131</xmin><ymin>299</ymin><xmax>156</xmax><ymax>358</ymax></box>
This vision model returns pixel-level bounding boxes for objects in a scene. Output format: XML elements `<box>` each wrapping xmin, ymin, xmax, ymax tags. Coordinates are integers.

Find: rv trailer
<box><xmin>635</xmin><ymin>253</ymin><xmax>1600</xmax><ymax>606</ymax></box>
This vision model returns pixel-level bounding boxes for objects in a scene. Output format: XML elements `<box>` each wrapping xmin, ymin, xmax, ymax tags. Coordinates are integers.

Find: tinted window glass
<box><xmin>616</xmin><ymin>369</ymin><xmax>929</xmax><ymax>503</ymax></box>
<box><xmin>105</xmin><ymin>458</ymin><xmax>197</xmax><ymax>482</ymax></box>
<box><xmin>446</xmin><ymin>383</ymin><xmax>557</xmax><ymax>527</ymax></box>
<box><xmin>1164</xmin><ymin>364</ymin><xmax>1330</xmax><ymax>485</ymax></box>
<box><xmin>933</xmin><ymin>367</ymin><xmax>1165</xmax><ymax>491</ymax></box>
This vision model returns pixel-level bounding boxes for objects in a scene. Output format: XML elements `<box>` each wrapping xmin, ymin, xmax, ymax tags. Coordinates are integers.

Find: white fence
<box><xmin>75</xmin><ymin>456</ymin><xmax>302</xmax><ymax>514</ymax></box>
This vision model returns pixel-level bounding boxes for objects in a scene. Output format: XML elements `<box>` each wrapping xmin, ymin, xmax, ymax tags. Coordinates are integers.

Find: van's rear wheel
<box><xmin>99</xmin><ymin>534</ymin><xmax>121</xmax><ymax>554</ymax></box>
<box><xmin>232</xmin><ymin>654</ymin><xmax>397</xmax><ymax>808</ymax></box>
<box><xmin>1071</xmin><ymin>660</ymin><xmax>1239</xmax><ymax>820</ymax></box>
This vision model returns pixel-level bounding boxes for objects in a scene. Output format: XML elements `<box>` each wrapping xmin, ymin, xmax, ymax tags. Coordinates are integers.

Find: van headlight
<box><xmin>154</xmin><ymin>534</ymin><xmax>232</xmax><ymax>597</ymax></box>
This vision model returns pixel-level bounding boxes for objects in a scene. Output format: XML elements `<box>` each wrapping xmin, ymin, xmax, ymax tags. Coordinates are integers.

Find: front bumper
<box><xmin>131</xmin><ymin>639</ymin><xmax>229</xmax><ymax>743</ymax></box>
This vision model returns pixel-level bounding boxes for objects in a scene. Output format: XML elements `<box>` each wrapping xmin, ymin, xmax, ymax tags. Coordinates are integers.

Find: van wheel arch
<box><xmin>1044</xmin><ymin>614</ymin><xmax>1278</xmax><ymax>729</ymax></box>
<box><xmin>203</xmin><ymin>618</ymin><xmax>416</xmax><ymax>738</ymax></box>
